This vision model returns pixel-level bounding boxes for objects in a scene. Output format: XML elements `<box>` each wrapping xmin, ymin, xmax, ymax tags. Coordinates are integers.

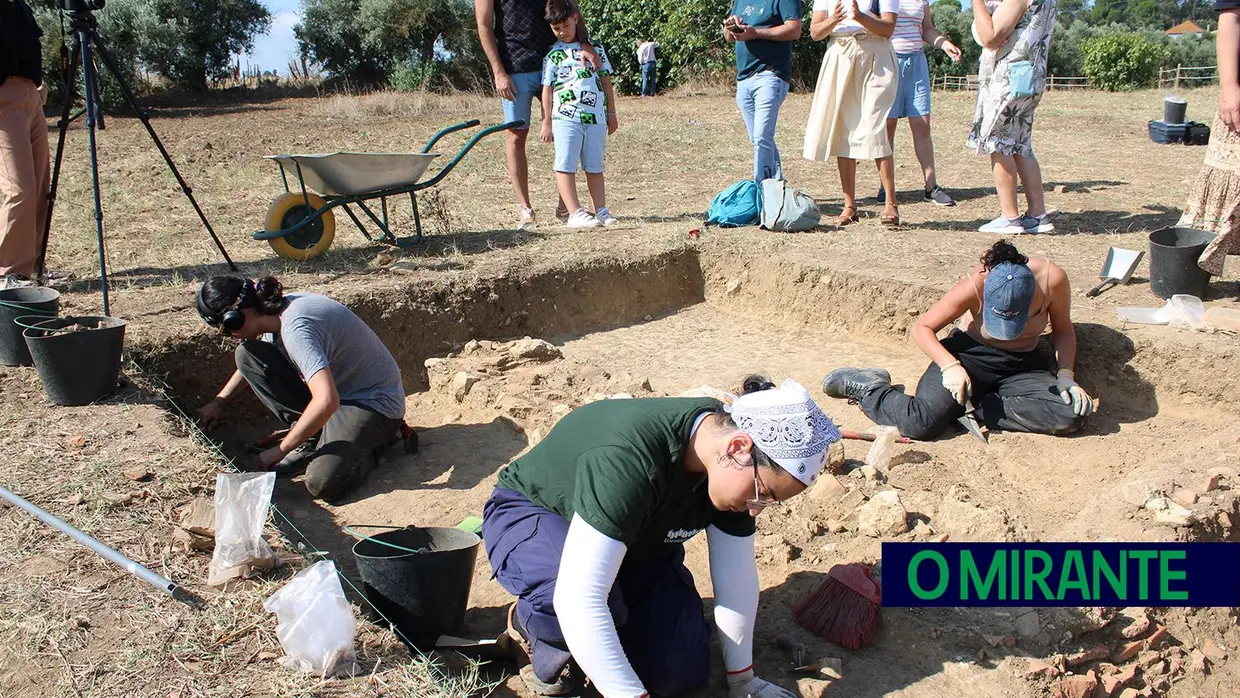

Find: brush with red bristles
<box><xmin>792</xmin><ymin>563</ymin><xmax>881</xmax><ymax>649</ymax></box>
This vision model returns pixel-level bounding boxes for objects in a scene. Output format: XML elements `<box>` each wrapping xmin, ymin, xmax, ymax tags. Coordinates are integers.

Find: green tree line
<box><xmin>31</xmin><ymin>0</ymin><xmax>1223</xmax><ymax>98</ymax></box>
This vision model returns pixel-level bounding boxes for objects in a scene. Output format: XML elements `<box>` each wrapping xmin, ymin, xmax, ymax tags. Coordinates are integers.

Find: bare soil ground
<box><xmin>2</xmin><ymin>85</ymin><xmax>1239</xmax><ymax>698</ymax></box>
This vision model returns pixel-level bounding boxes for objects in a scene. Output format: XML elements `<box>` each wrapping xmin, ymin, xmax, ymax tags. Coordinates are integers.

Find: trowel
<box><xmin>958</xmin><ymin>398</ymin><xmax>988</xmax><ymax>446</ymax></box>
<box><xmin>435</xmin><ymin>631</ymin><xmax>514</xmax><ymax>661</ymax></box>
<box><xmin>1085</xmin><ymin>247</ymin><xmax>1144</xmax><ymax>298</ymax></box>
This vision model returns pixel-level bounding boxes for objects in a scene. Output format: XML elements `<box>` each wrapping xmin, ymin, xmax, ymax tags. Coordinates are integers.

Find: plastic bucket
<box><xmin>1148</xmin><ymin>227</ymin><xmax>1215</xmax><ymax>299</ymax></box>
<box><xmin>351</xmin><ymin>526</ymin><xmax>480</xmax><ymax>651</ymax></box>
<box><xmin>0</xmin><ymin>287</ymin><xmax>59</xmax><ymax>366</ymax></box>
<box><xmin>21</xmin><ymin>316</ymin><xmax>127</xmax><ymax>406</ymax></box>
<box><xmin>1164</xmin><ymin>96</ymin><xmax>1188</xmax><ymax>124</ymax></box>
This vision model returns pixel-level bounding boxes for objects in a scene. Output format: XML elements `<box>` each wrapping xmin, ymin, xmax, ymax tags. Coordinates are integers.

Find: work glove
<box><xmin>727</xmin><ymin>669</ymin><xmax>798</xmax><ymax>698</ymax></box>
<box><xmin>1056</xmin><ymin>369</ymin><xmax>1095</xmax><ymax>417</ymax></box>
<box><xmin>940</xmin><ymin>360</ymin><xmax>972</xmax><ymax>406</ymax></box>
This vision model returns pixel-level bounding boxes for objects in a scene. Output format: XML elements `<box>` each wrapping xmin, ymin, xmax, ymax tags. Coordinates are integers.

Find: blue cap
<box><xmin>982</xmin><ymin>262</ymin><xmax>1035</xmax><ymax>341</ymax></box>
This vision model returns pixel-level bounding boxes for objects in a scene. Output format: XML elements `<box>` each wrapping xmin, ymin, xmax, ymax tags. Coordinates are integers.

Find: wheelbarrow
<box><xmin>254</xmin><ymin>119</ymin><xmax>525</xmax><ymax>261</ymax></box>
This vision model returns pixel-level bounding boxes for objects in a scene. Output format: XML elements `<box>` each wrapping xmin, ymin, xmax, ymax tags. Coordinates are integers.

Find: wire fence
<box><xmin>933</xmin><ymin>74</ymin><xmax>1089</xmax><ymax>91</ymax></box>
<box><xmin>1158</xmin><ymin>64</ymin><xmax>1218</xmax><ymax>89</ymax></box>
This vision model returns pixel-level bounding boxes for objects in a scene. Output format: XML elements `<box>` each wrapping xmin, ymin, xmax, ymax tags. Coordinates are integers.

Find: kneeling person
<box><xmin>822</xmin><ymin>240</ymin><xmax>1095</xmax><ymax>440</ymax></box>
<box><xmin>484</xmin><ymin>377</ymin><xmax>839</xmax><ymax>697</ymax></box>
<box><xmin>194</xmin><ymin>276</ymin><xmax>408</xmax><ymax>502</ymax></box>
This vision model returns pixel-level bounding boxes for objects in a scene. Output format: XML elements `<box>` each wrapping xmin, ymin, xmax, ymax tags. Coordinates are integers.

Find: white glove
<box><xmin>940</xmin><ymin>361</ymin><xmax>972</xmax><ymax>406</ymax></box>
<box><xmin>1056</xmin><ymin>369</ymin><xmax>1095</xmax><ymax>417</ymax></box>
<box><xmin>728</xmin><ymin>670</ymin><xmax>798</xmax><ymax>698</ymax></box>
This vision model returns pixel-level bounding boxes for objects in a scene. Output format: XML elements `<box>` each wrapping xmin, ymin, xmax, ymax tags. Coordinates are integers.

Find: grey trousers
<box><xmin>235</xmin><ymin>340</ymin><xmax>403</xmax><ymax>502</ymax></box>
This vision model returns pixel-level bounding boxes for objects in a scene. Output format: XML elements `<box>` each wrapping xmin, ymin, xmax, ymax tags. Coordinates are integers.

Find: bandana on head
<box><xmin>725</xmin><ymin>379</ymin><xmax>841</xmax><ymax>486</ymax></box>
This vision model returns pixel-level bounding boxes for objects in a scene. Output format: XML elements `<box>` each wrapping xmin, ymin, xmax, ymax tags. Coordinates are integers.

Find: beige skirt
<box><xmin>803</xmin><ymin>34</ymin><xmax>898</xmax><ymax>162</ymax></box>
<box><xmin>1178</xmin><ymin>112</ymin><xmax>1240</xmax><ymax>275</ymax></box>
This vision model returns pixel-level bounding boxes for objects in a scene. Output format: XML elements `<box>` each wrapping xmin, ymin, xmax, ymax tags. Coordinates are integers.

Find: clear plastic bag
<box><xmin>862</xmin><ymin>426</ymin><xmax>900</xmax><ymax>481</ymax></box>
<box><xmin>264</xmin><ymin>560</ymin><xmax>358</xmax><ymax>678</ymax></box>
<box><xmin>1116</xmin><ymin>294</ymin><xmax>1206</xmax><ymax>330</ymax></box>
<box><xmin>207</xmin><ymin>472</ymin><xmax>280</xmax><ymax>585</ymax></box>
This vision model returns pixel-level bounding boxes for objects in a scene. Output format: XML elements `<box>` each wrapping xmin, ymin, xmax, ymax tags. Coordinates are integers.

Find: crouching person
<box><xmin>483</xmin><ymin>377</ymin><xmax>839</xmax><ymax>697</ymax></box>
<box><xmin>194</xmin><ymin>275</ymin><xmax>410</xmax><ymax>502</ymax></box>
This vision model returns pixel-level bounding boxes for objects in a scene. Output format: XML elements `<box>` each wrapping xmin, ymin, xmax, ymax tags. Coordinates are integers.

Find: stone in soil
<box><xmin>1143</xmin><ymin>497</ymin><xmax>1195</xmax><ymax>527</ymax></box>
<box><xmin>809</xmin><ymin>474</ymin><xmax>847</xmax><ymax>504</ymax></box>
<box><xmin>1141</xmin><ymin>625</ymin><xmax>1167</xmax><ymax>650</ymax></box>
<box><xmin>1119</xmin><ymin>612</ymin><xmax>1150</xmax><ymax>639</ymax></box>
<box><xmin>451</xmin><ymin>372</ymin><xmax>481</xmax><ymax>402</ymax></box>
<box><xmin>1189</xmin><ymin>649</ymin><xmax>1208</xmax><ymax>673</ymax></box>
<box><xmin>1116</xmin><ymin>689</ymin><xmax>1142</xmax><ymax>698</ymax></box>
<box><xmin>1015</xmin><ymin>611</ymin><xmax>1040</xmax><ymax>638</ymax></box>
<box><xmin>1201</xmin><ymin>638</ymin><xmax>1228</xmax><ymax>661</ymax></box>
<box><xmin>1204</xmin><ymin>474</ymin><xmax>1221</xmax><ymax>492</ymax></box>
<box><xmin>857</xmin><ymin>490</ymin><xmax>908</xmax><ymax>537</ymax></box>
<box><xmin>1171</xmin><ymin>488</ymin><xmax>1198</xmax><ymax>506</ymax></box>
<box><xmin>825</xmin><ymin>518</ymin><xmax>847</xmax><ymax>534</ymax></box>
<box><xmin>1107</xmin><ymin>664</ymin><xmax>1138</xmax><ymax>686</ymax></box>
<box><xmin>1113</xmin><ymin>640</ymin><xmax>1143</xmax><ymax>663</ymax></box>
<box><xmin>508</xmin><ymin>337</ymin><xmax>563</xmax><ymax>362</ymax></box>
<box><xmin>911</xmin><ymin>520</ymin><xmax>935</xmax><ymax>537</ymax></box>
<box><xmin>1025</xmin><ymin>659</ymin><xmax>1060</xmax><ymax>679</ymax></box>
<box><xmin>1067</xmin><ymin>645</ymin><xmax>1110</xmax><ymax>667</ymax></box>
<box><xmin>123</xmin><ymin>466</ymin><xmax>153</xmax><ymax>482</ymax></box>
<box><xmin>1051</xmin><ymin>670</ymin><xmax>1097</xmax><ymax>698</ymax></box>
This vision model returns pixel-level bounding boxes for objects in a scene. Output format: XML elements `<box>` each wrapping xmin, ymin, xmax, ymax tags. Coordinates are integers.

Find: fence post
<box><xmin>1176</xmin><ymin>64</ymin><xmax>1182</xmax><ymax>90</ymax></box>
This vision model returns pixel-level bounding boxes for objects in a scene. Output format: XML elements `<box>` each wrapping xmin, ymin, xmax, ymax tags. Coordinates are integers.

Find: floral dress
<box><xmin>966</xmin><ymin>0</ymin><xmax>1057</xmax><ymax>157</ymax></box>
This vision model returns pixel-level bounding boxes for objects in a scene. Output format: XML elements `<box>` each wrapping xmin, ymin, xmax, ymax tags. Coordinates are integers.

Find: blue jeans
<box><xmin>736</xmin><ymin>71</ymin><xmax>789</xmax><ymax>182</ymax></box>
<box><xmin>641</xmin><ymin>61</ymin><xmax>657</xmax><ymax>96</ymax></box>
<box><xmin>482</xmin><ymin>487</ymin><xmax>711</xmax><ymax>695</ymax></box>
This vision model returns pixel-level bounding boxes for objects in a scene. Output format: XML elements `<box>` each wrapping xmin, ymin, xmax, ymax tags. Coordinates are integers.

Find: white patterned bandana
<box><xmin>726</xmin><ymin>379</ymin><xmax>840</xmax><ymax>486</ymax></box>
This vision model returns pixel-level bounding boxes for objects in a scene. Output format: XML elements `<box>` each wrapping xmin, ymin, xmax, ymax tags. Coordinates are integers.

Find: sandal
<box><xmin>836</xmin><ymin>207</ymin><xmax>860</xmax><ymax>226</ymax></box>
<box><xmin>880</xmin><ymin>211</ymin><xmax>901</xmax><ymax>227</ymax></box>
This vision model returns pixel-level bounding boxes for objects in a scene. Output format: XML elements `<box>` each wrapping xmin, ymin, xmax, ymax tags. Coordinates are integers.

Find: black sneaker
<box><xmin>822</xmin><ymin>368</ymin><xmax>892</xmax><ymax>401</ymax></box>
<box><xmin>924</xmin><ymin>186</ymin><xmax>955</xmax><ymax>206</ymax></box>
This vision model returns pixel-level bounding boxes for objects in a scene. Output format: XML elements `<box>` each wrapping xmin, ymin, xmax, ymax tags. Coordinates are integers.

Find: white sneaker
<box><xmin>517</xmin><ymin>208</ymin><xmax>537</xmax><ymax>231</ymax></box>
<box><xmin>1023</xmin><ymin>213</ymin><xmax>1055</xmax><ymax>233</ymax></box>
<box><xmin>978</xmin><ymin>215</ymin><xmax>1036</xmax><ymax>235</ymax></box>
<box><xmin>0</xmin><ymin>275</ymin><xmax>36</xmax><ymax>290</ymax></box>
<box><xmin>566</xmin><ymin>208</ymin><xmax>602</xmax><ymax>229</ymax></box>
<box><xmin>38</xmin><ymin>268</ymin><xmax>75</xmax><ymax>286</ymax></box>
<box><xmin>595</xmin><ymin>208</ymin><xmax>618</xmax><ymax>226</ymax></box>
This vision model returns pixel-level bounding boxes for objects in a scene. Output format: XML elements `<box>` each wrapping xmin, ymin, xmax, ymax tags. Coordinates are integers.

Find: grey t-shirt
<box><xmin>270</xmin><ymin>293</ymin><xmax>405</xmax><ymax>420</ymax></box>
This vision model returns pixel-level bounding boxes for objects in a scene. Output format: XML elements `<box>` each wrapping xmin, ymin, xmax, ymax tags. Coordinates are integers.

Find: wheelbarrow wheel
<box><xmin>265</xmin><ymin>193</ymin><xmax>336</xmax><ymax>261</ymax></box>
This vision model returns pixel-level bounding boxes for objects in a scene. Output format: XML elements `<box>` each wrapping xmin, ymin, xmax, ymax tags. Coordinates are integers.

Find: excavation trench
<box><xmin>129</xmin><ymin>247</ymin><xmax>1239</xmax><ymax>698</ymax></box>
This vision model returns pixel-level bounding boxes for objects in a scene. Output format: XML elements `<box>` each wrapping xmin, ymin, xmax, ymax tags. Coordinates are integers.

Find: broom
<box><xmin>792</xmin><ymin>563</ymin><xmax>881</xmax><ymax>650</ymax></box>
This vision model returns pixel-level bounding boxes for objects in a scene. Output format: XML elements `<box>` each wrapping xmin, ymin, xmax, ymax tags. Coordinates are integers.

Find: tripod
<box><xmin>37</xmin><ymin>5</ymin><xmax>237</xmax><ymax>316</ymax></box>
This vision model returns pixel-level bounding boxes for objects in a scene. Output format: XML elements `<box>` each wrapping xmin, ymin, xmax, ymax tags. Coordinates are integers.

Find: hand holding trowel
<box><xmin>942</xmin><ymin>360</ymin><xmax>988</xmax><ymax>445</ymax></box>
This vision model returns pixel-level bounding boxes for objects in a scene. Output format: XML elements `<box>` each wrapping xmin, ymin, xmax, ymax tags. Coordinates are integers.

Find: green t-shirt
<box><xmin>495</xmin><ymin>397</ymin><xmax>757</xmax><ymax>560</ymax></box>
<box><xmin>732</xmin><ymin>0</ymin><xmax>803</xmax><ymax>82</ymax></box>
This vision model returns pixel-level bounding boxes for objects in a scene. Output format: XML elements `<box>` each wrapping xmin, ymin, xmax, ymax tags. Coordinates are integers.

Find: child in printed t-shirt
<box><xmin>540</xmin><ymin>0</ymin><xmax>619</xmax><ymax>228</ymax></box>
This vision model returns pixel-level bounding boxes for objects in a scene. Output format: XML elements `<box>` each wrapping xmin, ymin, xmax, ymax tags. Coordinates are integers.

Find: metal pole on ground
<box><xmin>0</xmin><ymin>484</ymin><xmax>202</xmax><ymax>609</ymax></box>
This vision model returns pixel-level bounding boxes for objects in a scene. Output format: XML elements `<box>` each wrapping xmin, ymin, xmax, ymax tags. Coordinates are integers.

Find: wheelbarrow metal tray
<box><xmin>267</xmin><ymin>152</ymin><xmax>440</xmax><ymax>197</ymax></box>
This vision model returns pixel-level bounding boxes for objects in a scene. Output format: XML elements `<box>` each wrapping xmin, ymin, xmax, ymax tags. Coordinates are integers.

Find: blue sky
<box><xmin>241</xmin><ymin>0</ymin><xmax>301</xmax><ymax>73</ymax></box>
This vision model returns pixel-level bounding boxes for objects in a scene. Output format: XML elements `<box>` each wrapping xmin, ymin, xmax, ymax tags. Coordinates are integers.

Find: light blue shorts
<box><xmin>501</xmin><ymin>72</ymin><xmax>544</xmax><ymax>129</ymax></box>
<box><xmin>890</xmin><ymin>51</ymin><xmax>932</xmax><ymax>119</ymax></box>
<box><xmin>552</xmin><ymin>120</ymin><xmax>606</xmax><ymax>174</ymax></box>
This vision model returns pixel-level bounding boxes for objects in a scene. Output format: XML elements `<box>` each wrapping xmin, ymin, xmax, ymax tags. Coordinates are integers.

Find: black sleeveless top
<box><xmin>494</xmin><ymin>0</ymin><xmax>558</xmax><ymax>74</ymax></box>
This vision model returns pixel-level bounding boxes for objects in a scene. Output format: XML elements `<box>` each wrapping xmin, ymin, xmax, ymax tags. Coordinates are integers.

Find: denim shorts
<box><xmin>890</xmin><ymin>51</ymin><xmax>932</xmax><ymax>119</ymax></box>
<box><xmin>552</xmin><ymin>120</ymin><xmax>606</xmax><ymax>174</ymax></box>
<box><xmin>501</xmin><ymin>72</ymin><xmax>544</xmax><ymax>128</ymax></box>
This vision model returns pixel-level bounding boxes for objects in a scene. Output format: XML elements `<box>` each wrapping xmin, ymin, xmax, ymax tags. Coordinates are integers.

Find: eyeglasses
<box><xmin>745</xmin><ymin>460</ymin><xmax>782</xmax><ymax>511</ymax></box>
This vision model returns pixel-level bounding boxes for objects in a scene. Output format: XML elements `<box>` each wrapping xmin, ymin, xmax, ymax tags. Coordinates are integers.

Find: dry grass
<box><xmin>0</xmin><ymin>364</ymin><xmax>503</xmax><ymax>697</ymax></box>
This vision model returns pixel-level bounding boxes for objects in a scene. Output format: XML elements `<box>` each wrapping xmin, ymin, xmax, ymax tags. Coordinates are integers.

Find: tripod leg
<box><xmin>89</xmin><ymin>35</ymin><xmax>238</xmax><ymax>271</ymax></box>
<box><xmin>37</xmin><ymin>39</ymin><xmax>83</xmax><ymax>282</ymax></box>
<box><xmin>79</xmin><ymin>35</ymin><xmax>111</xmax><ymax>317</ymax></box>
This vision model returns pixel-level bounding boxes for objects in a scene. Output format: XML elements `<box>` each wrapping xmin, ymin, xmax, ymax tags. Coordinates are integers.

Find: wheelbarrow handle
<box><xmin>421</xmin><ymin>119</ymin><xmax>483</xmax><ymax>154</ymax></box>
<box><xmin>416</xmin><ymin>120</ymin><xmax>528</xmax><ymax>190</ymax></box>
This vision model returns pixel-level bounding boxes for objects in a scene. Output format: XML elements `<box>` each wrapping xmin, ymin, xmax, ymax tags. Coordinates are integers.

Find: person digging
<box><xmin>194</xmin><ymin>275</ymin><xmax>415</xmax><ymax>502</ymax></box>
<box><xmin>821</xmin><ymin>239</ymin><xmax>1095</xmax><ymax>440</ymax></box>
<box><xmin>482</xmin><ymin>376</ymin><xmax>841</xmax><ymax>697</ymax></box>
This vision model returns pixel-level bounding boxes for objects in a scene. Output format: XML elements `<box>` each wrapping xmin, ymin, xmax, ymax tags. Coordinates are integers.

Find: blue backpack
<box><xmin>705</xmin><ymin>180</ymin><xmax>761</xmax><ymax>228</ymax></box>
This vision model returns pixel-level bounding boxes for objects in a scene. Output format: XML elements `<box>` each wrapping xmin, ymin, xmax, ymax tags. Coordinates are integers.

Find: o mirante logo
<box><xmin>882</xmin><ymin>543</ymin><xmax>1240</xmax><ymax>607</ymax></box>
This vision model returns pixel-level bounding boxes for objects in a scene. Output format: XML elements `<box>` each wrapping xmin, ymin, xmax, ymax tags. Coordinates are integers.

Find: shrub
<box><xmin>1081</xmin><ymin>30</ymin><xmax>1169</xmax><ymax>90</ymax></box>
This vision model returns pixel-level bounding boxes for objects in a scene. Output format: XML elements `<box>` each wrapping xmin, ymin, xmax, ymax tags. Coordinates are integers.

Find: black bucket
<box><xmin>1148</xmin><ymin>227</ymin><xmax>1216</xmax><ymax>299</ymax></box>
<box><xmin>21</xmin><ymin>316</ymin><xmax>127</xmax><ymax>406</ymax></box>
<box><xmin>351</xmin><ymin>526</ymin><xmax>480</xmax><ymax>651</ymax></box>
<box><xmin>0</xmin><ymin>287</ymin><xmax>59</xmax><ymax>366</ymax></box>
<box><xmin>1164</xmin><ymin>96</ymin><xmax>1188</xmax><ymax>124</ymax></box>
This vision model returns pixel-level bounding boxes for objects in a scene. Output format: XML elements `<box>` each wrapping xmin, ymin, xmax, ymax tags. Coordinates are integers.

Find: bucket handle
<box><xmin>12</xmin><ymin>315</ymin><xmax>66</xmax><ymax>332</ymax></box>
<box><xmin>0</xmin><ymin>298</ymin><xmax>57</xmax><ymax>313</ymax></box>
<box><xmin>343</xmin><ymin>524</ymin><xmax>430</xmax><ymax>555</ymax></box>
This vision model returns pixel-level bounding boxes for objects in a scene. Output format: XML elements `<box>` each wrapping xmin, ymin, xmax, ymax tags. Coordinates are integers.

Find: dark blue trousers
<box><xmin>641</xmin><ymin>61</ymin><xmax>657</xmax><ymax>96</ymax></box>
<box><xmin>482</xmin><ymin>487</ymin><xmax>711</xmax><ymax>696</ymax></box>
